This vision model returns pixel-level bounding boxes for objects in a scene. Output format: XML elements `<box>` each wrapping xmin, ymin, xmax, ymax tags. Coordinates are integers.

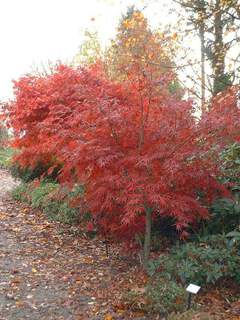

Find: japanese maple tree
<box><xmin>7</xmin><ymin>63</ymin><xmax>240</xmax><ymax>265</ymax></box>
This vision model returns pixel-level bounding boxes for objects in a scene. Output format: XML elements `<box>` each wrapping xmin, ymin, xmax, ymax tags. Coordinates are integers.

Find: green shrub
<box><xmin>12</xmin><ymin>183</ymin><xmax>31</xmax><ymax>202</ymax></box>
<box><xmin>148</xmin><ymin>235</ymin><xmax>240</xmax><ymax>286</ymax></box>
<box><xmin>43</xmin><ymin>200</ymin><xmax>79</xmax><ymax>224</ymax></box>
<box><xmin>146</xmin><ymin>277</ymin><xmax>187</xmax><ymax>315</ymax></box>
<box><xmin>226</xmin><ymin>230</ymin><xmax>240</xmax><ymax>250</ymax></box>
<box><xmin>200</xmin><ymin>142</ymin><xmax>240</xmax><ymax>237</ymax></box>
<box><xmin>41</xmin><ymin>184</ymin><xmax>84</xmax><ymax>224</ymax></box>
<box><xmin>10</xmin><ymin>162</ymin><xmax>61</xmax><ymax>182</ymax></box>
<box><xmin>202</xmin><ymin>198</ymin><xmax>240</xmax><ymax>235</ymax></box>
<box><xmin>12</xmin><ymin>181</ymin><xmax>85</xmax><ymax>226</ymax></box>
<box><xmin>122</xmin><ymin>277</ymin><xmax>186</xmax><ymax>316</ymax></box>
<box><xmin>12</xmin><ymin>181</ymin><xmax>58</xmax><ymax>206</ymax></box>
<box><xmin>30</xmin><ymin>182</ymin><xmax>58</xmax><ymax>208</ymax></box>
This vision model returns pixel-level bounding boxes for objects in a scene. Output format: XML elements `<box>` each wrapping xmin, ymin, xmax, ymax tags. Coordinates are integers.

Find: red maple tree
<box><xmin>7</xmin><ymin>64</ymin><xmax>240</xmax><ymax>264</ymax></box>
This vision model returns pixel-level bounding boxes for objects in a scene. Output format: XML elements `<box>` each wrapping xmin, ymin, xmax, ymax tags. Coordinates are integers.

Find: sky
<box><xmin>0</xmin><ymin>0</ymin><xmax>172</xmax><ymax>101</ymax></box>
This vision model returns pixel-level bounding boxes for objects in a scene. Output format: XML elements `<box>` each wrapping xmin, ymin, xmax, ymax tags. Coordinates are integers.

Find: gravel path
<box><xmin>0</xmin><ymin>169</ymin><xmax>146</xmax><ymax>320</ymax></box>
<box><xmin>0</xmin><ymin>170</ymin><xmax>74</xmax><ymax>319</ymax></box>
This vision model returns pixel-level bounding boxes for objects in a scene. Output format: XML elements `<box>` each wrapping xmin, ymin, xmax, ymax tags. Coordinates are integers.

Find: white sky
<box><xmin>0</xmin><ymin>0</ymin><xmax>172</xmax><ymax>101</ymax></box>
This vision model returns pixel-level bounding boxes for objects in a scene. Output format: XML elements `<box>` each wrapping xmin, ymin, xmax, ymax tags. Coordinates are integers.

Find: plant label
<box><xmin>186</xmin><ymin>284</ymin><xmax>201</xmax><ymax>294</ymax></box>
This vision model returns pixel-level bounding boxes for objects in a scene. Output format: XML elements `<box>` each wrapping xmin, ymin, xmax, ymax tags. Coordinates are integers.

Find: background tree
<box><xmin>73</xmin><ymin>30</ymin><xmax>102</xmax><ymax>66</ymax></box>
<box><xmin>174</xmin><ymin>0</ymin><xmax>240</xmax><ymax>99</ymax></box>
<box><xmin>72</xmin><ymin>6</ymin><xmax>184</xmax><ymax>99</ymax></box>
<box><xmin>105</xmin><ymin>6</ymin><xmax>183</xmax><ymax>97</ymax></box>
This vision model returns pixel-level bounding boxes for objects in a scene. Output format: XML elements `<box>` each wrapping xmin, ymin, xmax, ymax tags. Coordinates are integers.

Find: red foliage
<box><xmin>200</xmin><ymin>85</ymin><xmax>240</xmax><ymax>147</ymax></box>
<box><xmin>6</xmin><ymin>64</ymin><xmax>240</xmax><ymax>240</ymax></box>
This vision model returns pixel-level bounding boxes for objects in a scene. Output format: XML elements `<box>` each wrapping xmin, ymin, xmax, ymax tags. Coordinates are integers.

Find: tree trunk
<box><xmin>143</xmin><ymin>207</ymin><xmax>152</xmax><ymax>268</ymax></box>
<box><xmin>212</xmin><ymin>0</ymin><xmax>225</xmax><ymax>95</ymax></box>
<box><xmin>199</xmin><ymin>23</ymin><xmax>206</xmax><ymax>112</ymax></box>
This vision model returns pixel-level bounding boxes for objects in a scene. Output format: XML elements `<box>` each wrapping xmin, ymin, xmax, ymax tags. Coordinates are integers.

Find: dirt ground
<box><xmin>0</xmin><ymin>169</ymin><xmax>148</xmax><ymax>320</ymax></box>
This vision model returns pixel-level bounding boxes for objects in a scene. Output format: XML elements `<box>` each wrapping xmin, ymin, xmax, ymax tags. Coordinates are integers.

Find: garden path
<box><xmin>0</xmin><ymin>169</ymin><xmax>146</xmax><ymax>320</ymax></box>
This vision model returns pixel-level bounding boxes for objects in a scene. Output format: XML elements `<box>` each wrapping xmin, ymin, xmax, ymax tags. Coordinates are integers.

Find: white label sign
<box><xmin>186</xmin><ymin>284</ymin><xmax>201</xmax><ymax>294</ymax></box>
